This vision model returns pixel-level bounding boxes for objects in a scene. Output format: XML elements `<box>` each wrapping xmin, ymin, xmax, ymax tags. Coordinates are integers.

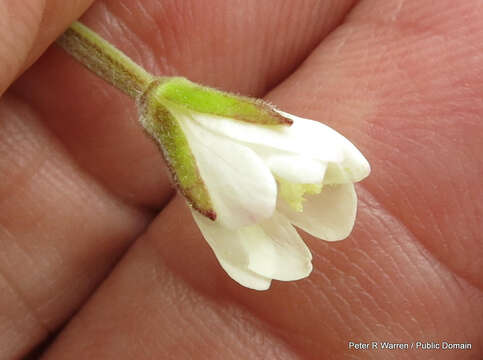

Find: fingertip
<box><xmin>0</xmin><ymin>0</ymin><xmax>94</xmax><ymax>94</ymax></box>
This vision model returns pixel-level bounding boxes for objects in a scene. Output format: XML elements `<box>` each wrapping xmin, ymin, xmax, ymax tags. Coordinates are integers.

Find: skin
<box><xmin>1</xmin><ymin>0</ymin><xmax>482</xmax><ymax>359</ymax></box>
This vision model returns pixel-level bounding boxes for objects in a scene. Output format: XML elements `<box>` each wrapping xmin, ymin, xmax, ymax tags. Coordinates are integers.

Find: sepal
<box><xmin>153</xmin><ymin>77</ymin><xmax>292</xmax><ymax>126</ymax></box>
<box><xmin>137</xmin><ymin>81</ymin><xmax>216</xmax><ymax>220</ymax></box>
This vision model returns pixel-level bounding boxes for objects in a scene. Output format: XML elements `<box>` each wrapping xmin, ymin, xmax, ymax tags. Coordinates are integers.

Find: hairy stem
<box><xmin>56</xmin><ymin>21</ymin><xmax>154</xmax><ymax>98</ymax></box>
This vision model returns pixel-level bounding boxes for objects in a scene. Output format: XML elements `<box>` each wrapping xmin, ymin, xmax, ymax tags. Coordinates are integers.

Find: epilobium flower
<box><xmin>57</xmin><ymin>22</ymin><xmax>370</xmax><ymax>290</ymax></box>
<box><xmin>138</xmin><ymin>77</ymin><xmax>370</xmax><ymax>290</ymax></box>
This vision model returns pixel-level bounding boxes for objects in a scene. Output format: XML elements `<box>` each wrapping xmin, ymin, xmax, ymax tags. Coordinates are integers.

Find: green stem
<box><xmin>56</xmin><ymin>21</ymin><xmax>154</xmax><ymax>98</ymax></box>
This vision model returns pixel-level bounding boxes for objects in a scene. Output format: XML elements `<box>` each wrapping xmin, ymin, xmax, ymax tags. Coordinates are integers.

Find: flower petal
<box><xmin>192</xmin><ymin>210</ymin><xmax>312</xmax><ymax>285</ymax></box>
<box><xmin>256</xmin><ymin>212</ymin><xmax>313</xmax><ymax>281</ymax></box>
<box><xmin>254</xmin><ymin>148</ymin><xmax>327</xmax><ymax>184</ymax></box>
<box><xmin>278</xmin><ymin>183</ymin><xmax>357</xmax><ymax>241</ymax></box>
<box><xmin>177</xmin><ymin>111</ymin><xmax>277</xmax><ymax>229</ymax></box>
<box><xmin>322</xmin><ymin>149</ymin><xmax>370</xmax><ymax>185</ymax></box>
<box><xmin>336</xmin><ymin>139</ymin><xmax>371</xmax><ymax>183</ymax></box>
<box><xmin>191</xmin><ymin>210</ymin><xmax>272</xmax><ymax>290</ymax></box>
<box><xmin>277</xmin><ymin>110</ymin><xmax>370</xmax><ymax>184</ymax></box>
<box><xmin>218</xmin><ymin>260</ymin><xmax>271</xmax><ymax>290</ymax></box>
<box><xmin>188</xmin><ymin>110</ymin><xmax>343</xmax><ymax>163</ymax></box>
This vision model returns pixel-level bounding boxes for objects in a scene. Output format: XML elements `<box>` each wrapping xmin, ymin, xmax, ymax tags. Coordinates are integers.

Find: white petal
<box><xmin>254</xmin><ymin>148</ymin><xmax>327</xmax><ymax>184</ymax></box>
<box><xmin>322</xmin><ymin>147</ymin><xmax>370</xmax><ymax>184</ymax></box>
<box><xmin>192</xmin><ymin>210</ymin><xmax>272</xmax><ymax>290</ymax></box>
<box><xmin>256</xmin><ymin>212</ymin><xmax>313</xmax><ymax>281</ymax></box>
<box><xmin>277</xmin><ymin>110</ymin><xmax>370</xmax><ymax>184</ymax></box>
<box><xmin>337</xmin><ymin>139</ymin><xmax>371</xmax><ymax>183</ymax></box>
<box><xmin>278</xmin><ymin>183</ymin><xmax>357</xmax><ymax>241</ymax></box>
<box><xmin>323</xmin><ymin>163</ymin><xmax>351</xmax><ymax>184</ymax></box>
<box><xmin>177</xmin><ymin>111</ymin><xmax>277</xmax><ymax>229</ymax></box>
<box><xmin>192</xmin><ymin>210</ymin><xmax>312</xmax><ymax>284</ymax></box>
<box><xmin>189</xmin><ymin>111</ymin><xmax>343</xmax><ymax>163</ymax></box>
<box><xmin>218</xmin><ymin>260</ymin><xmax>271</xmax><ymax>290</ymax></box>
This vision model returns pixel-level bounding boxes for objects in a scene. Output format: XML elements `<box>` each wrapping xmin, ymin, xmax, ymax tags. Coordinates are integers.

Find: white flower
<box><xmin>173</xmin><ymin>108</ymin><xmax>370</xmax><ymax>290</ymax></box>
<box><xmin>58</xmin><ymin>21</ymin><xmax>369</xmax><ymax>290</ymax></box>
<box><xmin>138</xmin><ymin>78</ymin><xmax>370</xmax><ymax>290</ymax></box>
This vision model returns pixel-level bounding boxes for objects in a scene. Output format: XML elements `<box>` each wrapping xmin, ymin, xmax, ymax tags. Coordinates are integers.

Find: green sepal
<box><xmin>155</xmin><ymin>77</ymin><xmax>292</xmax><ymax>126</ymax></box>
<box><xmin>137</xmin><ymin>81</ymin><xmax>216</xmax><ymax>220</ymax></box>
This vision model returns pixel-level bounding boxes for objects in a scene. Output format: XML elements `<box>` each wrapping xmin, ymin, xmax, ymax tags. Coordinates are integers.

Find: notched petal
<box><xmin>192</xmin><ymin>210</ymin><xmax>272</xmax><ymax>290</ymax></box>
<box><xmin>155</xmin><ymin>77</ymin><xmax>292</xmax><ymax>126</ymax></box>
<box><xmin>137</xmin><ymin>81</ymin><xmax>216</xmax><ymax>220</ymax></box>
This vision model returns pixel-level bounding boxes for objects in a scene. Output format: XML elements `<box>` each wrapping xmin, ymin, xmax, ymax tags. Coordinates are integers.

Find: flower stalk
<box><xmin>56</xmin><ymin>21</ymin><xmax>153</xmax><ymax>98</ymax></box>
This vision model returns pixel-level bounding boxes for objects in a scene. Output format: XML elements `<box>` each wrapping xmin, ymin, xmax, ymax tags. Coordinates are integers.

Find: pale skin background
<box><xmin>0</xmin><ymin>0</ymin><xmax>482</xmax><ymax>359</ymax></box>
